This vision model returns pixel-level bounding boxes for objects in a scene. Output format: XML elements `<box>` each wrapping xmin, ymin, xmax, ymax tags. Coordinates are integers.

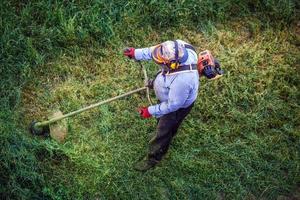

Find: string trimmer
<box><xmin>29</xmin><ymin>62</ymin><xmax>152</xmax><ymax>143</ymax></box>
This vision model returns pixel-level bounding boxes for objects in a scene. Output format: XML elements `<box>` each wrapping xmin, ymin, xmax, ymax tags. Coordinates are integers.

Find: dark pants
<box><xmin>148</xmin><ymin>102</ymin><xmax>194</xmax><ymax>161</ymax></box>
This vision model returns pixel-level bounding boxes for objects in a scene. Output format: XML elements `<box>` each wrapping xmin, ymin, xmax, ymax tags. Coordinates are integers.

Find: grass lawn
<box><xmin>18</xmin><ymin>21</ymin><xmax>300</xmax><ymax>199</ymax></box>
<box><xmin>1</xmin><ymin>1</ymin><xmax>299</xmax><ymax>199</ymax></box>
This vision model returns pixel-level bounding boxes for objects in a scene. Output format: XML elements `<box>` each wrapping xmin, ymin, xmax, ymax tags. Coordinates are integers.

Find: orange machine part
<box><xmin>197</xmin><ymin>50</ymin><xmax>215</xmax><ymax>74</ymax></box>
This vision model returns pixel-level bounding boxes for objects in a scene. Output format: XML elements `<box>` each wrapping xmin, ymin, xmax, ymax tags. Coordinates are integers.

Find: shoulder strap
<box><xmin>184</xmin><ymin>44</ymin><xmax>196</xmax><ymax>52</ymax></box>
<box><xmin>177</xmin><ymin>43</ymin><xmax>197</xmax><ymax>64</ymax></box>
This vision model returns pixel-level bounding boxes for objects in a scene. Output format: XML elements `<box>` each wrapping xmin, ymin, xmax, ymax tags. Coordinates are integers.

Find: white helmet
<box><xmin>152</xmin><ymin>40</ymin><xmax>188</xmax><ymax>69</ymax></box>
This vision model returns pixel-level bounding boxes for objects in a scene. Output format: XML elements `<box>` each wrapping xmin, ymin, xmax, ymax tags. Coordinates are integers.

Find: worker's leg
<box><xmin>148</xmin><ymin>111</ymin><xmax>177</xmax><ymax>161</ymax></box>
<box><xmin>148</xmin><ymin>102</ymin><xmax>194</xmax><ymax>161</ymax></box>
<box><xmin>171</xmin><ymin>102</ymin><xmax>194</xmax><ymax>137</ymax></box>
<box><xmin>134</xmin><ymin>103</ymin><xmax>195</xmax><ymax>171</ymax></box>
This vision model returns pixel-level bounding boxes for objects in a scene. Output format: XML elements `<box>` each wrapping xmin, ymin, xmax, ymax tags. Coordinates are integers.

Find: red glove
<box><xmin>124</xmin><ymin>47</ymin><xmax>135</xmax><ymax>59</ymax></box>
<box><xmin>138</xmin><ymin>107</ymin><xmax>152</xmax><ymax>119</ymax></box>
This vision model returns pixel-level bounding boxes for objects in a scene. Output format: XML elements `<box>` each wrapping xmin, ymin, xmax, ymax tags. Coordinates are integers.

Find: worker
<box><xmin>124</xmin><ymin>40</ymin><xmax>219</xmax><ymax>172</ymax></box>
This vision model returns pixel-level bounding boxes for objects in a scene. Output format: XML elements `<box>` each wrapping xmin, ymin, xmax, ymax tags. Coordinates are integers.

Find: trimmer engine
<box><xmin>197</xmin><ymin>50</ymin><xmax>224</xmax><ymax>80</ymax></box>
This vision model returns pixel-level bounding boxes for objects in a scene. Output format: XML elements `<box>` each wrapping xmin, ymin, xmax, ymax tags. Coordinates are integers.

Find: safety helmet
<box><xmin>152</xmin><ymin>40</ymin><xmax>188</xmax><ymax>70</ymax></box>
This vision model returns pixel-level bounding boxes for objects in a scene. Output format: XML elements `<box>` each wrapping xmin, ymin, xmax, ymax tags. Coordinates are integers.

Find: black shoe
<box><xmin>133</xmin><ymin>157</ymin><xmax>159</xmax><ymax>172</ymax></box>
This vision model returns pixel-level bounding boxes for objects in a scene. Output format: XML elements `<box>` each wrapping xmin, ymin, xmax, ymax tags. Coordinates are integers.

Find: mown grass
<box><xmin>1</xmin><ymin>0</ymin><xmax>299</xmax><ymax>199</ymax></box>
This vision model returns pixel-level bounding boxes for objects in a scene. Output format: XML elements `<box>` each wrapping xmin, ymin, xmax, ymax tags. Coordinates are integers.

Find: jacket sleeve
<box><xmin>134</xmin><ymin>46</ymin><xmax>156</xmax><ymax>61</ymax></box>
<box><xmin>148</xmin><ymin>77</ymin><xmax>191</xmax><ymax>118</ymax></box>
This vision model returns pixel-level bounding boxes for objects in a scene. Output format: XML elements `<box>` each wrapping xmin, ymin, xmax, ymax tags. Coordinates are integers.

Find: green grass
<box><xmin>1</xmin><ymin>0</ymin><xmax>299</xmax><ymax>199</ymax></box>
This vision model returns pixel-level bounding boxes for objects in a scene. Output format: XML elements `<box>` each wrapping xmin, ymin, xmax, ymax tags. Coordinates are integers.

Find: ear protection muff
<box><xmin>169</xmin><ymin>40</ymin><xmax>179</xmax><ymax>69</ymax></box>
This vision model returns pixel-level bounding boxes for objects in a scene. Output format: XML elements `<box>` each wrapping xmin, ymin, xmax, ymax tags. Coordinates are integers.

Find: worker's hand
<box><xmin>138</xmin><ymin>107</ymin><xmax>152</xmax><ymax>119</ymax></box>
<box><xmin>124</xmin><ymin>47</ymin><xmax>135</xmax><ymax>59</ymax></box>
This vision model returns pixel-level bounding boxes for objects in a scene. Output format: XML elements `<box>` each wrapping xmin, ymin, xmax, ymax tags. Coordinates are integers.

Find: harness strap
<box><xmin>184</xmin><ymin>44</ymin><xmax>196</xmax><ymax>52</ymax></box>
<box><xmin>165</xmin><ymin>64</ymin><xmax>197</xmax><ymax>74</ymax></box>
<box><xmin>176</xmin><ymin>43</ymin><xmax>196</xmax><ymax>65</ymax></box>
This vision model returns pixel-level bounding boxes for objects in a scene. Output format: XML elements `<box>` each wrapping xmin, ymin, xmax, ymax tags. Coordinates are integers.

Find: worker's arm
<box><xmin>147</xmin><ymin>76</ymin><xmax>192</xmax><ymax>118</ymax></box>
<box><xmin>134</xmin><ymin>46</ymin><xmax>156</xmax><ymax>61</ymax></box>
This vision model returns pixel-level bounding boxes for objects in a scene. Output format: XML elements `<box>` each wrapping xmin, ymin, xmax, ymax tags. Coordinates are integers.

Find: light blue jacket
<box><xmin>135</xmin><ymin>40</ymin><xmax>199</xmax><ymax>118</ymax></box>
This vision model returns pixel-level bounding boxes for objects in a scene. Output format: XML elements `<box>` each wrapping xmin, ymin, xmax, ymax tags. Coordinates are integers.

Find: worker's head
<box><xmin>152</xmin><ymin>40</ymin><xmax>188</xmax><ymax>70</ymax></box>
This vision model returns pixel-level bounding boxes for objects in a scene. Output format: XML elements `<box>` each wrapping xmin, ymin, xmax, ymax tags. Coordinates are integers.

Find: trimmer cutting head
<box><xmin>29</xmin><ymin>120</ymin><xmax>50</xmax><ymax>136</ymax></box>
<box><xmin>29</xmin><ymin>110</ymin><xmax>67</xmax><ymax>143</ymax></box>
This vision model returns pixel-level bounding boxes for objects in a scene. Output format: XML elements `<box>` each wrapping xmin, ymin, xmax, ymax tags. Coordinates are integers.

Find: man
<box><xmin>124</xmin><ymin>40</ymin><xmax>213</xmax><ymax>172</ymax></box>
